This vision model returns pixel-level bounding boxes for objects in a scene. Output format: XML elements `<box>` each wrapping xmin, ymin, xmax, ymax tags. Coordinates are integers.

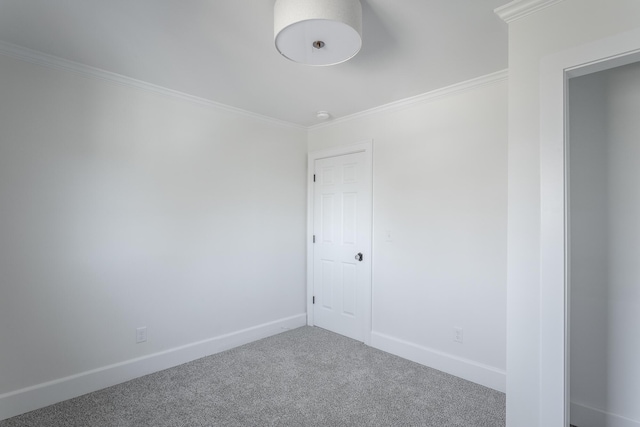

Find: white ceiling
<box><xmin>0</xmin><ymin>0</ymin><xmax>510</xmax><ymax>127</ymax></box>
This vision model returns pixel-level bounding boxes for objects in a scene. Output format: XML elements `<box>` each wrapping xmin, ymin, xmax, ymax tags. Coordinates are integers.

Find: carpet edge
<box><xmin>370</xmin><ymin>331</ymin><xmax>507</xmax><ymax>393</ymax></box>
<box><xmin>0</xmin><ymin>314</ymin><xmax>307</xmax><ymax>421</ymax></box>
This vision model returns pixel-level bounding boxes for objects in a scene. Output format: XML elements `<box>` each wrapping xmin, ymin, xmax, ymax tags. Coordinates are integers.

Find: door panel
<box><xmin>313</xmin><ymin>151</ymin><xmax>370</xmax><ymax>341</ymax></box>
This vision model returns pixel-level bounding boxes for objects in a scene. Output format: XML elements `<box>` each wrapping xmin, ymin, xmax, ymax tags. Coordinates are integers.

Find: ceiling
<box><xmin>0</xmin><ymin>0</ymin><xmax>510</xmax><ymax>127</ymax></box>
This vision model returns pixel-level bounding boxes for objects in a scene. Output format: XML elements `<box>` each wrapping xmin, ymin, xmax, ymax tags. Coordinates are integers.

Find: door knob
<box><xmin>355</xmin><ymin>252</ymin><xmax>363</xmax><ymax>262</ymax></box>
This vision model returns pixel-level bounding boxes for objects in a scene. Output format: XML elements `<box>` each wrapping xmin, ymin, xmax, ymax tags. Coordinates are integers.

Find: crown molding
<box><xmin>0</xmin><ymin>40</ymin><xmax>507</xmax><ymax>132</ymax></box>
<box><xmin>0</xmin><ymin>41</ymin><xmax>305</xmax><ymax>131</ymax></box>
<box><xmin>309</xmin><ymin>69</ymin><xmax>508</xmax><ymax>131</ymax></box>
<box><xmin>494</xmin><ymin>0</ymin><xmax>565</xmax><ymax>23</ymax></box>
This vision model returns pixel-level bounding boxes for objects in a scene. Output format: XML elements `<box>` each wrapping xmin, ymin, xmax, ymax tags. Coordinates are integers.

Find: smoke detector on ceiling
<box><xmin>316</xmin><ymin>111</ymin><xmax>331</xmax><ymax>120</ymax></box>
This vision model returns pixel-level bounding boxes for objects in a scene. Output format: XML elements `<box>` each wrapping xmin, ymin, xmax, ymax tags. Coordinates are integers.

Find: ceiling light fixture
<box><xmin>274</xmin><ymin>0</ymin><xmax>362</xmax><ymax>66</ymax></box>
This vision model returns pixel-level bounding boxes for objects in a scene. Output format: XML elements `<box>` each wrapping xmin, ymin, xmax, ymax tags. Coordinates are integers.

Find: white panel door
<box><xmin>313</xmin><ymin>151</ymin><xmax>371</xmax><ymax>341</ymax></box>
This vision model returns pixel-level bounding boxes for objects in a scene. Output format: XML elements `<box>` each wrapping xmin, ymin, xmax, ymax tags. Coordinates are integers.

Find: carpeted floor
<box><xmin>0</xmin><ymin>326</ymin><xmax>505</xmax><ymax>426</ymax></box>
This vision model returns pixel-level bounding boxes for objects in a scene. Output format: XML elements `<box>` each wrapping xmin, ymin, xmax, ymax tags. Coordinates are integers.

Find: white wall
<box><xmin>568</xmin><ymin>70</ymin><xmax>609</xmax><ymax>421</ymax></box>
<box><xmin>570</xmin><ymin>62</ymin><xmax>640</xmax><ymax>426</ymax></box>
<box><xmin>504</xmin><ymin>0</ymin><xmax>640</xmax><ymax>425</ymax></box>
<box><xmin>308</xmin><ymin>77</ymin><xmax>508</xmax><ymax>391</ymax></box>
<box><xmin>605</xmin><ymin>62</ymin><xmax>640</xmax><ymax>425</ymax></box>
<box><xmin>0</xmin><ymin>54</ymin><xmax>307</xmax><ymax>419</ymax></box>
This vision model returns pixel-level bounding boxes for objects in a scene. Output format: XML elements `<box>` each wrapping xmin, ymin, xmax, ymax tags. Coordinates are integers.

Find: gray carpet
<box><xmin>1</xmin><ymin>326</ymin><xmax>505</xmax><ymax>426</ymax></box>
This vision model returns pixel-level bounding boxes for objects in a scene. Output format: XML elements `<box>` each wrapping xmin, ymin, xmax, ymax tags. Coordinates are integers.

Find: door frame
<box><xmin>307</xmin><ymin>141</ymin><xmax>373</xmax><ymax>345</ymax></box>
<box><xmin>539</xmin><ymin>28</ymin><xmax>640</xmax><ymax>426</ymax></box>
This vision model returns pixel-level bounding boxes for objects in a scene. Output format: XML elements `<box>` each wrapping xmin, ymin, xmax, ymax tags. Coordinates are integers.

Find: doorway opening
<box><xmin>539</xmin><ymin>28</ymin><xmax>640</xmax><ymax>427</ymax></box>
<box><xmin>568</xmin><ymin>61</ymin><xmax>640</xmax><ymax>427</ymax></box>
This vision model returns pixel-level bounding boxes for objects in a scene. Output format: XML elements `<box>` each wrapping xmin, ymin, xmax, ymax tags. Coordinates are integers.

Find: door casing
<box><xmin>539</xmin><ymin>28</ymin><xmax>640</xmax><ymax>427</ymax></box>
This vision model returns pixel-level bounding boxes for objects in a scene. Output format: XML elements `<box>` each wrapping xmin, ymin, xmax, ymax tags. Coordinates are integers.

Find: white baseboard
<box><xmin>370</xmin><ymin>331</ymin><xmax>506</xmax><ymax>393</ymax></box>
<box><xmin>0</xmin><ymin>314</ymin><xmax>306</xmax><ymax>422</ymax></box>
<box><xmin>571</xmin><ymin>402</ymin><xmax>640</xmax><ymax>427</ymax></box>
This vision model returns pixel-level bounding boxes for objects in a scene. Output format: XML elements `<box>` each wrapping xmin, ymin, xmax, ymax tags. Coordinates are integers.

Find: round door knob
<box><xmin>355</xmin><ymin>252</ymin><xmax>363</xmax><ymax>262</ymax></box>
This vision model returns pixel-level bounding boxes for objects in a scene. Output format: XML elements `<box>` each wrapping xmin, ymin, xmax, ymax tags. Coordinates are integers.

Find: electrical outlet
<box><xmin>454</xmin><ymin>327</ymin><xmax>464</xmax><ymax>344</ymax></box>
<box><xmin>136</xmin><ymin>327</ymin><xmax>147</xmax><ymax>343</ymax></box>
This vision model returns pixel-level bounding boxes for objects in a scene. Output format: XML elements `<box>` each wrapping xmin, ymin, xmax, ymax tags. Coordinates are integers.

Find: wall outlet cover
<box><xmin>454</xmin><ymin>327</ymin><xmax>464</xmax><ymax>344</ymax></box>
<box><xmin>136</xmin><ymin>327</ymin><xmax>147</xmax><ymax>343</ymax></box>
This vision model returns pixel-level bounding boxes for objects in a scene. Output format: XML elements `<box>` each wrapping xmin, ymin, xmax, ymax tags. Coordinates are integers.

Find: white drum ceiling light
<box><xmin>274</xmin><ymin>0</ymin><xmax>363</xmax><ymax>66</ymax></box>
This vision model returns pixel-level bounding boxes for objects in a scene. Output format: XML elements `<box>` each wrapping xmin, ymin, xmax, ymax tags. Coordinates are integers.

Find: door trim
<box><xmin>307</xmin><ymin>141</ymin><xmax>373</xmax><ymax>345</ymax></box>
<box><xmin>539</xmin><ymin>28</ymin><xmax>640</xmax><ymax>427</ymax></box>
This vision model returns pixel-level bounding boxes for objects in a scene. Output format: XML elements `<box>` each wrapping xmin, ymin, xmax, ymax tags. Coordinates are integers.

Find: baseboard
<box><xmin>0</xmin><ymin>314</ymin><xmax>306</xmax><ymax>422</ymax></box>
<box><xmin>370</xmin><ymin>331</ymin><xmax>506</xmax><ymax>393</ymax></box>
<box><xmin>571</xmin><ymin>402</ymin><xmax>640</xmax><ymax>427</ymax></box>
